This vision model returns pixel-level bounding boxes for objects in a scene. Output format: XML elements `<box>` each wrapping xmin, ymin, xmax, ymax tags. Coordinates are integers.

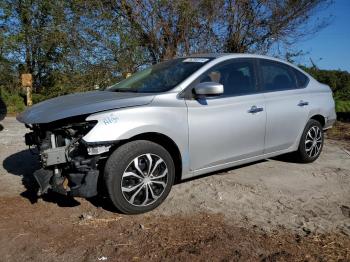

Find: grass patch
<box><xmin>335</xmin><ymin>100</ymin><xmax>350</xmax><ymax>113</ymax></box>
<box><xmin>0</xmin><ymin>88</ymin><xmax>26</xmax><ymax>114</ymax></box>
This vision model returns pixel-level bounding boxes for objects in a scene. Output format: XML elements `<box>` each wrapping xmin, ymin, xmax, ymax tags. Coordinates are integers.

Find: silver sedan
<box><xmin>18</xmin><ymin>54</ymin><xmax>336</xmax><ymax>214</ymax></box>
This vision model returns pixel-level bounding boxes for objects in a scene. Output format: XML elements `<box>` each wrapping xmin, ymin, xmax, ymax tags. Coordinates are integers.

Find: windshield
<box><xmin>108</xmin><ymin>58</ymin><xmax>212</xmax><ymax>93</ymax></box>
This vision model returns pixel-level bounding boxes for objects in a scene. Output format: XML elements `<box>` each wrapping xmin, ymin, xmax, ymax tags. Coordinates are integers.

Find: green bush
<box><xmin>0</xmin><ymin>88</ymin><xmax>26</xmax><ymax>114</ymax></box>
<box><xmin>303</xmin><ymin>67</ymin><xmax>350</xmax><ymax>101</ymax></box>
<box><xmin>335</xmin><ymin>100</ymin><xmax>350</xmax><ymax>113</ymax></box>
<box><xmin>32</xmin><ymin>93</ymin><xmax>49</xmax><ymax>104</ymax></box>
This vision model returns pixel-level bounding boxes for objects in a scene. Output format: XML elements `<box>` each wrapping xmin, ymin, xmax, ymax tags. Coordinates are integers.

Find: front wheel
<box><xmin>295</xmin><ymin>119</ymin><xmax>324</xmax><ymax>163</ymax></box>
<box><xmin>104</xmin><ymin>140</ymin><xmax>175</xmax><ymax>214</ymax></box>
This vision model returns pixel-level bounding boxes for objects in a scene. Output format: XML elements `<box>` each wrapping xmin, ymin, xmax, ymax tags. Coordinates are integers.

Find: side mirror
<box><xmin>194</xmin><ymin>82</ymin><xmax>224</xmax><ymax>97</ymax></box>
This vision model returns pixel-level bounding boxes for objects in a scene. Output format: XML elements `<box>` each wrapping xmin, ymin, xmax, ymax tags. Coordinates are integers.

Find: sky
<box><xmin>295</xmin><ymin>0</ymin><xmax>350</xmax><ymax>72</ymax></box>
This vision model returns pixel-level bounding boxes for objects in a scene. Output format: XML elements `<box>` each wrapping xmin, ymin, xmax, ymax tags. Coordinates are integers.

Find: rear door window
<box><xmin>259</xmin><ymin>60</ymin><xmax>298</xmax><ymax>92</ymax></box>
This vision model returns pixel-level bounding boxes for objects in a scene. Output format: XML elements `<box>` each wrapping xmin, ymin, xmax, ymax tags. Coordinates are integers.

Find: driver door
<box><xmin>185</xmin><ymin>58</ymin><xmax>266</xmax><ymax>172</ymax></box>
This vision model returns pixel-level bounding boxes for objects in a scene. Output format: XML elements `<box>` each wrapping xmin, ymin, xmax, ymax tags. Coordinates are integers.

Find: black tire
<box><xmin>295</xmin><ymin>119</ymin><xmax>324</xmax><ymax>163</ymax></box>
<box><xmin>104</xmin><ymin>140</ymin><xmax>175</xmax><ymax>214</ymax></box>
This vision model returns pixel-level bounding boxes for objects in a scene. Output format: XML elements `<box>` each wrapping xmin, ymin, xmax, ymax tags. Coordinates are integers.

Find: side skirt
<box><xmin>182</xmin><ymin>147</ymin><xmax>296</xmax><ymax>180</ymax></box>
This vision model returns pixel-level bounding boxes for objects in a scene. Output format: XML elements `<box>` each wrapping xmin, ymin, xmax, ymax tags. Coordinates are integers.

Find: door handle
<box><xmin>248</xmin><ymin>105</ymin><xmax>264</xmax><ymax>114</ymax></box>
<box><xmin>298</xmin><ymin>100</ymin><xmax>309</xmax><ymax>107</ymax></box>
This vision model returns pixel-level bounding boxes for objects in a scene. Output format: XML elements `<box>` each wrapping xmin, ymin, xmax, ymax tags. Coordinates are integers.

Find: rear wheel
<box><xmin>295</xmin><ymin>119</ymin><xmax>324</xmax><ymax>163</ymax></box>
<box><xmin>104</xmin><ymin>140</ymin><xmax>175</xmax><ymax>214</ymax></box>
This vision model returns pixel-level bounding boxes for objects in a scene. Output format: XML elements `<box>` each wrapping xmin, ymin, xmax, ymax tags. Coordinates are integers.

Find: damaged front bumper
<box><xmin>33</xmin><ymin>168</ymin><xmax>99</xmax><ymax>198</ymax></box>
<box><xmin>25</xmin><ymin>120</ymin><xmax>113</xmax><ymax>198</ymax></box>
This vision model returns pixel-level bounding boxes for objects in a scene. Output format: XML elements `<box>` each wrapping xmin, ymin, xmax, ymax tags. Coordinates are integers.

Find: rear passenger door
<box><xmin>258</xmin><ymin>59</ymin><xmax>311</xmax><ymax>153</ymax></box>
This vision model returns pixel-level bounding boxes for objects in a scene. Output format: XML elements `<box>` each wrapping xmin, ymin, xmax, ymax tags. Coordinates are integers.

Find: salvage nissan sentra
<box><xmin>17</xmin><ymin>54</ymin><xmax>336</xmax><ymax>214</ymax></box>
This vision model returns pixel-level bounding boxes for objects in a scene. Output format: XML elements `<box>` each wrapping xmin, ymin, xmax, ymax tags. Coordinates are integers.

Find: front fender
<box><xmin>83</xmin><ymin>106</ymin><xmax>187</xmax><ymax>144</ymax></box>
<box><xmin>83</xmin><ymin>101</ymin><xmax>190</xmax><ymax>178</ymax></box>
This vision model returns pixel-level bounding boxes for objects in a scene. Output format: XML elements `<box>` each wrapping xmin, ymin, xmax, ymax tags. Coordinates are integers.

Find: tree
<box><xmin>0</xmin><ymin>0</ymin><xmax>124</xmax><ymax>91</ymax></box>
<box><xmin>220</xmin><ymin>0</ymin><xmax>331</xmax><ymax>54</ymax></box>
<box><xmin>110</xmin><ymin>0</ymin><xmax>331</xmax><ymax>62</ymax></box>
<box><xmin>0</xmin><ymin>0</ymin><xmax>74</xmax><ymax>89</ymax></box>
<box><xmin>0</xmin><ymin>0</ymin><xmax>333</xmax><ymax>95</ymax></box>
<box><xmin>105</xmin><ymin>0</ymin><xmax>219</xmax><ymax>64</ymax></box>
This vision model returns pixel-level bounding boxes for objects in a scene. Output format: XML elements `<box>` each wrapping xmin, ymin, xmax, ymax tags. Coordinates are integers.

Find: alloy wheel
<box><xmin>120</xmin><ymin>154</ymin><xmax>168</xmax><ymax>206</ymax></box>
<box><xmin>305</xmin><ymin>126</ymin><xmax>323</xmax><ymax>158</ymax></box>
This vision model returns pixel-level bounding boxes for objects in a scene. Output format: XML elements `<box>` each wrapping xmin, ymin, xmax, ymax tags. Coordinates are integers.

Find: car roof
<box><xmin>188</xmin><ymin>53</ymin><xmax>286</xmax><ymax>61</ymax></box>
<box><xmin>188</xmin><ymin>53</ymin><xmax>228</xmax><ymax>58</ymax></box>
<box><xmin>187</xmin><ymin>53</ymin><xmax>309</xmax><ymax>74</ymax></box>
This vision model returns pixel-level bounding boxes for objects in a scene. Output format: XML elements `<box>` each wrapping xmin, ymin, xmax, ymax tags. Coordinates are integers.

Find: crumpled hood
<box><xmin>17</xmin><ymin>91</ymin><xmax>155</xmax><ymax>124</ymax></box>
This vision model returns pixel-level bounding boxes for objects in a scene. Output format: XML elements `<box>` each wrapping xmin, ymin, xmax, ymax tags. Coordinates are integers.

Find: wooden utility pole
<box><xmin>21</xmin><ymin>73</ymin><xmax>33</xmax><ymax>106</ymax></box>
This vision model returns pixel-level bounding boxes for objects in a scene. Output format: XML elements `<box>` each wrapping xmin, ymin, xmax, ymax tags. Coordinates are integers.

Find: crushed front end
<box><xmin>24</xmin><ymin>117</ymin><xmax>111</xmax><ymax>198</ymax></box>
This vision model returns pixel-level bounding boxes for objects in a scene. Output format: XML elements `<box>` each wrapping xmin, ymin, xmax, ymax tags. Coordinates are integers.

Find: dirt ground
<box><xmin>0</xmin><ymin>117</ymin><xmax>349</xmax><ymax>261</ymax></box>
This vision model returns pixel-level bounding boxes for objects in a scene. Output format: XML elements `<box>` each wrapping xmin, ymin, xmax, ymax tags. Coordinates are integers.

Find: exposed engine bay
<box><xmin>24</xmin><ymin>116</ymin><xmax>112</xmax><ymax>198</ymax></box>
